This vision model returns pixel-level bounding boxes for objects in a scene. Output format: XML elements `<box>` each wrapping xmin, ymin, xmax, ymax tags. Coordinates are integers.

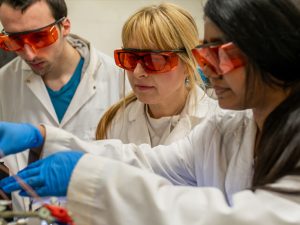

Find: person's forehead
<box><xmin>203</xmin><ymin>17</ymin><xmax>225</xmax><ymax>42</ymax></box>
<box><xmin>125</xmin><ymin>39</ymin><xmax>157</xmax><ymax>50</ymax></box>
<box><xmin>0</xmin><ymin>1</ymin><xmax>55</xmax><ymax>33</ymax></box>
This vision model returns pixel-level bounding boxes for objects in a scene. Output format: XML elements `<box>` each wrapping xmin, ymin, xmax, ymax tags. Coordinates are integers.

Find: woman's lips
<box><xmin>213</xmin><ymin>86</ymin><xmax>230</xmax><ymax>96</ymax></box>
<box><xmin>135</xmin><ymin>85</ymin><xmax>154</xmax><ymax>91</ymax></box>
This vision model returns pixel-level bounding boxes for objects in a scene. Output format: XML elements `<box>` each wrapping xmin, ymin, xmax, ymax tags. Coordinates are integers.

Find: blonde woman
<box><xmin>96</xmin><ymin>3</ymin><xmax>216</xmax><ymax>146</ymax></box>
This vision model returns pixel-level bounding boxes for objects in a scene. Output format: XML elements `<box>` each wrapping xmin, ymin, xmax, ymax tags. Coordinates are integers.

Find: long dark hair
<box><xmin>254</xmin><ymin>86</ymin><xmax>300</xmax><ymax>192</ymax></box>
<box><xmin>204</xmin><ymin>0</ymin><xmax>300</xmax><ymax>191</ymax></box>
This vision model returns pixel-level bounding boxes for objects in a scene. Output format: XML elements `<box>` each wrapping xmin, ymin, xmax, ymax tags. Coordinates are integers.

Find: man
<box><xmin>0</xmin><ymin>0</ymin><xmax>126</xmax><ymax>210</ymax></box>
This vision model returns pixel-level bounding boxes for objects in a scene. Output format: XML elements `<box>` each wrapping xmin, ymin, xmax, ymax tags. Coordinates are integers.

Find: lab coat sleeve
<box><xmin>67</xmin><ymin>154</ymin><xmax>300</xmax><ymax>225</ymax></box>
<box><xmin>43</xmin><ymin>124</ymin><xmax>203</xmax><ymax>186</ymax></box>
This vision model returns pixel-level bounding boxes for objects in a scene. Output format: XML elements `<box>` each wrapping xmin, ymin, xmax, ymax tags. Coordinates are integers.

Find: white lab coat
<box><xmin>40</xmin><ymin>109</ymin><xmax>300</xmax><ymax>224</ymax></box>
<box><xmin>107</xmin><ymin>86</ymin><xmax>217</xmax><ymax>146</ymax></box>
<box><xmin>0</xmin><ymin>34</ymin><xmax>126</xmax><ymax>210</ymax></box>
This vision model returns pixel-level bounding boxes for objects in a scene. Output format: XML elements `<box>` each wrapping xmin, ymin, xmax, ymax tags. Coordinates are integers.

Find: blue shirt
<box><xmin>47</xmin><ymin>57</ymin><xmax>84</xmax><ymax>123</ymax></box>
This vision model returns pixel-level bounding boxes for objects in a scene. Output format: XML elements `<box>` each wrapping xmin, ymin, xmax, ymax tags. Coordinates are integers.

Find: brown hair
<box><xmin>0</xmin><ymin>0</ymin><xmax>67</xmax><ymax>20</ymax></box>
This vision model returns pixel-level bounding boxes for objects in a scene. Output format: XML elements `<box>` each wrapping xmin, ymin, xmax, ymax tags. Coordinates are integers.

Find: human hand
<box><xmin>0</xmin><ymin>151</ymin><xmax>83</xmax><ymax>197</ymax></box>
<box><xmin>0</xmin><ymin>122</ymin><xmax>44</xmax><ymax>156</ymax></box>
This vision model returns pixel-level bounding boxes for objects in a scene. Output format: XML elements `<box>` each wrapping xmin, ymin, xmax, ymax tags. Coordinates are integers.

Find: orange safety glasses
<box><xmin>192</xmin><ymin>41</ymin><xmax>245</xmax><ymax>75</ymax></box>
<box><xmin>0</xmin><ymin>17</ymin><xmax>65</xmax><ymax>52</ymax></box>
<box><xmin>114</xmin><ymin>48</ymin><xmax>186</xmax><ymax>74</ymax></box>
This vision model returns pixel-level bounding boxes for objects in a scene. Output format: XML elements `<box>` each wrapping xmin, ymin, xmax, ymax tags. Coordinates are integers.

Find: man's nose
<box><xmin>17</xmin><ymin>42</ymin><xmax>37</xmax><ymax>61</ymax></box>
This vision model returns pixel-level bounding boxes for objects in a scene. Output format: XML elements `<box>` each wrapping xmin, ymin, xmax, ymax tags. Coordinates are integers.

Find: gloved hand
<box><xmin>0</xmin><ymin>151</ymin><xmax>83</xmax><ymax>197</ymax></box>
<box><xmin>0</xmin><ymin>122</ymin><xmax>44</xmax><ymax>156</ymax></box>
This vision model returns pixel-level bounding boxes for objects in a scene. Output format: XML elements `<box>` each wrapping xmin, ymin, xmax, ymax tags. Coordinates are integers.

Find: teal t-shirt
<box><xmin>47</xmin><ymin>57</ymin><xmax>84</xmax><ymax>123</ymax></box>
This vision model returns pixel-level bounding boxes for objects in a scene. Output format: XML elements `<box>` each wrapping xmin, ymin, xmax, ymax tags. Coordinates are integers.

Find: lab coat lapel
<box><xmin>24</xmin><ymin>71</ymin><xmax>58</xmax><ymax>124</ymax></box>
<box><xmin>60</xmin><ymin>44</ymin><xmax>100</xmax><ymax>126</ymax></box>
<box><xmin>163</xmin><ymin>116</ymin><xmax>192</xmax><ymax>145</ymax></box>
<box><xmin>127</xmin><ymin>103</ymin><xmax>151</xmax><ymax>145</ymax></box>
<box><xmin>163</xmin><ymin>89</ymin><xmax>203</xmax><ymax>145</ymax></box>
<box><xmin>60</xmin><ymin>67</ymin><xmax>97</xmax><ymax>127</ymax></box>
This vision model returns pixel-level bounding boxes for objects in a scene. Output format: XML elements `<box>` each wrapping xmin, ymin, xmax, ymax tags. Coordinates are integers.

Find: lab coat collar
<box><xmin>126</xmin><ymin>88</ymin><xmax>208</xmax><ymax>145</ymax></box>
<box><xmin>60</xmin><ymin>35</ymin><xmax>99</xmax><ymax>126</ymax></box>
<box><xmin>128</xmin><ymin>100</ymin><xmax>144</xmax><ymax>122</ymax></box>
<box><xmin>22</xmin><ymin>34</ymin><xmax>99</xmax><ymax>126</ymax></box>
<box><xmin>127</xmin><ymin>101</ymin><xmax>151</xmax><ymax>145</ymax></box>
<box><xmin>23</xmin><ymin>71</ymin><xmax>57</xmax><ymax>123</ymax></box>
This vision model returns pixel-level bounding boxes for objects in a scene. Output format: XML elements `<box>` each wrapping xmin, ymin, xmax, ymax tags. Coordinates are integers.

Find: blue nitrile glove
<box><xmin>0</xmin><ymin>151</ymin><xmax>83</xmax><ymax>197</ymax></box>
<box><xmin>0</xmin><ymin>122</ymin><xmax>44</xmax><ymax>156</ymax></box>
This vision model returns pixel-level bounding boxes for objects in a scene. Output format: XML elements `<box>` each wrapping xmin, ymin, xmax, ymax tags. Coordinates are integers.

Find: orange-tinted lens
<box><xmin>192</xmin><ymin>47</ymin><xmax>220</xmax><ymax>73</ymax></box>
<box><xmin>1</xmin><ymin>35</ymin><xmax>23</xmax><ymax>51</ymax></box>
<box><xmin>218</xmin><ymin>43</ymin><xmax>245</xmax><ymax>73</ymax></box>
<box><xmin>0</xmin><ymin>35</ymin><xmax>9</xmax><ymax>51</ymax></box>
<box><xmin>116</xmin><ymin>51</ymin><xmax>138</xmax><ymax>70</ymax></box>
<box><xmin>114</xmin><ymin>50</ymin><xmax>179</xmax><ymax>74</ymax></box>
<box><xmin>1</xmin><ymin>25</ymin><xmax>58</xmax><ymax>51</ymax></box>
<box><xmin>144</xmin><ymin>53</ymin><xmax>176</xmax><ymax>72</ymax></box>
<box><xmin>192</xmin><ymin>42</ymin><xmax>245</xmax><ymax>75</ymax></box>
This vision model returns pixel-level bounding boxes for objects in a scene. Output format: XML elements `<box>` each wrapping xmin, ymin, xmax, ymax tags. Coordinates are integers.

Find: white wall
<box><xmin>66</xmin><ymin>0</ymin><xmax>205</xmax><ymax>57</ymax></box>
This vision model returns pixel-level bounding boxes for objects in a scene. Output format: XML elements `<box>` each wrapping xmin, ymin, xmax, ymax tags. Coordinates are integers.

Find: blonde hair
<box><xmin>96</xmin><ymin>3</ymin><xmax>201</xmax><ymax>140</ymax></box>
